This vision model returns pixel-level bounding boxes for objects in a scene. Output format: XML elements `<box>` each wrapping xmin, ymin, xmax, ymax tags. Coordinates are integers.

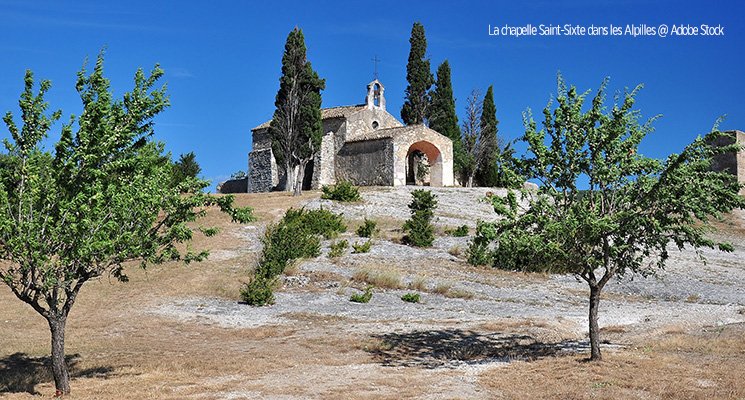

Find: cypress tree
<box><xmin>270</xmin><ymin>28</ymin><xmax>325</xmax><ymax>195</ymax></box>
<box><xmin>428</xmin><ymin>60</ymin><xmax>466</xmax><ymax>178</ymax></box>
<box><xmin>429</xmin><ymin>61</ymin><xmax>460</xmax><ymax>141</ymax></box>
<box><xmin>401</xmin><ymin>22</ymin><xmax>433</xmax><ymax>125</ymax></box>
<box><xmin>476</xmin><ymin>85</ymin><xmax>499</xmax><ymax>186</ymax></box>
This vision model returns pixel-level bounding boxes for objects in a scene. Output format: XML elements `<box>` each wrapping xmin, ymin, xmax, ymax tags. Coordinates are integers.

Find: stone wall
<box><xmin>335</xmin><ymin>138</ymin><xmax>394</xmax><ymax>186</ymax></box>
<box><xmin>218</xmin><ymin>178</ymin><xmax>247</xmax><ymax>193</ymax></box>
<box><xmin>252</xmin><ymin>127</ymin><xmax>272</xmax><ymax>150</ymax></box>
<box><xmin>313</xmin><ymin>131</ymin><xmax>336</xmax><ymax>189</ymax></box>
<box><xmin>247</xmin><ymin>148</ymin><xmax>277</xmax><ymax>193</ymax></box>
<box><xmin>709</xmin><ymin>130</ymin><xmax>745</xmax><ymax>195</ymax></box>
<box><xmin>343</xmin><ymin>108</ymin><xmax>402</xmax><ymax>142</ymax></box>
<box><xmin>390</xmin><ymin>125</ymin><xmax>454</xmax><ymax>187</ymax></box>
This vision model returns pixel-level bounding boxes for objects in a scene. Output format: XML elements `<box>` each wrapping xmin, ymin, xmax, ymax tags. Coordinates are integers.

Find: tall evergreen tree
<box><xmin>460</xmin><ymin>89</ymin><xmax>484</xmax><ymax>187</ymax></box>
<box><xmin>476</xmin><ymin>85</ymin><xmax>500</xmax><ymax>186</ymax></box>
<box><xmin>171</xmin><ymin>151</ymin><xmax>202</xmax><ymax>192</ymax></box>
<box><xmin>270</xmin><ymin>28</ymin><xmax>325</xmax><ymax>195</ymax></box>
<box><xmin>401</xmin><ymin>22</ymin><xmax>433</xmax><ymax>125</ymax></box>
<box><xmin>428</xmin><ymin>60</ymin><xmax>466</xmax><ymax>178</ymax></box>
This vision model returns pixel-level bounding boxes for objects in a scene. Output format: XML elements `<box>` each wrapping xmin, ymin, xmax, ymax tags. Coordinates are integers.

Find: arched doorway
<box><xmin>302</xmin><ymin>159</ymin><xmax>314</xmax><ymax>190</ymax></box>
<box><xmin>405</xmin><ymin>141</ymin><xmax>443</xmax><ymax>186</ymax></box>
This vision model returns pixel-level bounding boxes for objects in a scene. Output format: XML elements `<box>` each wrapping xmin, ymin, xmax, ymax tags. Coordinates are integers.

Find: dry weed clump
<box><xmin>408</xmin><ymin>276</ymin><xmax>429</xmax><ymax>291</ymax></box>
<box><xmin>351</xmin><ymin>268</ymin><xmax>403</xmax><ymax>289</ymax></box>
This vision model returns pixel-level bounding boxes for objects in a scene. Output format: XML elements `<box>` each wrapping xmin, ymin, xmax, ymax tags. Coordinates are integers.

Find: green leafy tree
<box><xmin>270</xmin><ymin>27</ymin><xmax>325</xmax><ymax>196</ymax></box>
<box><xmin>401</xmin><ymin>22</ymin><xmax>433</xmax><ymax>125</ymax></box>
<box><xmin>0</xmin><ymin>55</ymin><xmax>254</xmax><ymax>395</ymax></box>
<box><xmin>171</xmin><ymin>151</ymin><xmax>202</xmax><ymax>191</ymax></box>
<box><xmin>471</xmin><ymin>76</ymin><xmax>745</xmax><ymax>361</ymax></box>
<box><xmin>403</xmin><ymin>189</ymin><xmax>438</xmax><ymax>247</ymax></box>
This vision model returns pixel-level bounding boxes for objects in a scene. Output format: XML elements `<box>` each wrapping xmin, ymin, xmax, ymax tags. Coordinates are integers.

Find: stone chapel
<box><xmin>246</xmin><ymin>80</ymin><xmax>454</xmax><ymax>192</ymax></box>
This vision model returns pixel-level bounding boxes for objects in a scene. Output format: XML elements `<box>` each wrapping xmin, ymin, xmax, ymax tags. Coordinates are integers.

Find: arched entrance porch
<box><xmin>404</xmin><ymin>141</ymin><xmax>444</xmax><ymax>186</ymax></box>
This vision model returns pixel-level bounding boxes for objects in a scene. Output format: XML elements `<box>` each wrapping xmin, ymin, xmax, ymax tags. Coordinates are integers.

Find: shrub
<box><xmin>240</xmin><ymin>276</ymin><xmax>276</xmax><ymax>306</ymax></box>
<box><xmin>321</xmin><ymin>181</ymin><xmax>361</xmax><ymax>202</ymax></box>
<box><xmin>328</xmin><ymin>240</ymin><xmax>349</xmax><ymax>258</ymax></box>
<box><xmin>356</xmin><ymin>218</ymin><xmax>378</xmax><ymax>238</ymax></box>
<box><xmin>467</xmin><ymin>221</ymin><xmax>496</xmax><ymax>266</ymax></box>
<box><xmin>352</xmin><ymin>240</ymin><xmax>372</xmax><ymax>254</ymax></box>
<box><xmin>402</xmin><ymin>190</ymin><xmax>438</xmax><ymax>247</ymax></box>
<box><xmin>350</xmin><ymin>286</ymin><xmax>373</xmax><ymax>303</ymax></box>
<box><xmin>245</xmin><ymin>207</ymin><xmax>346</xmax><ymax>305</ymax></box>
<box><xmin>450</xmin><ymin>225</ymin><xmax>469</xmax><ymax>237</ymax></box>
<box><xmin>286</xmin><ymin>207</ymin><xmax>346</xmax><ymax>239</ymax></box>
<box><xmin>401</xmin><ymin>293</ymin><xmax>421</xmax><ymax>303</ymax></box>
<box><xmin>466</xmin><ymin>241</ymin><xmax>491</xmax><ymax>266</ymax></box>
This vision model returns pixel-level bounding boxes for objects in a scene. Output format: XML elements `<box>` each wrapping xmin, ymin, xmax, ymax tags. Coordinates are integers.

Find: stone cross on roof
<box><xmin>371</xmin><ymin>55</ymin><xmax>381</xmax><ymax>80</ymax></box>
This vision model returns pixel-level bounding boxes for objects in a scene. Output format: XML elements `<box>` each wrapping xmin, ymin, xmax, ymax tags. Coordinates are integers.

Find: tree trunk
<box><xmin>588</xmin><ymin>285</ymin><xmax>602</xmax><ymax>361</ymax></box>
<box><xmin>294</xmin><ymin>161</ymin><xmax>306</xmax><ymax>197</ymax></box>
<box><xmin>467</xmin><ymin>173</ymin><xmax>474</xmax><ymax>188</ymax></box>
<box><xmin>283</xmin><ymin>161</ymin><xmax>293</xmax><ymax>192</ymax></box>
<box><xmin>48</xmin><ymin>316</ymin><xmax>71</xmax><ymax>395</ymax></box>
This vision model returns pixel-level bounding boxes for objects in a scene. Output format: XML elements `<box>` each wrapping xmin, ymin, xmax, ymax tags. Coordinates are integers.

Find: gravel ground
<box><xmin>152</xmin><ymin>186</ymin><xmax>745</xmax><ymax>341</ymax></box>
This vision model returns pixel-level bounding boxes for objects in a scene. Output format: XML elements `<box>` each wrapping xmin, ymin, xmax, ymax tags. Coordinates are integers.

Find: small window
<box><xmin>372</xmin><ymin>121</ymin><xmax>379</xmax><ymax>129</ymax></box>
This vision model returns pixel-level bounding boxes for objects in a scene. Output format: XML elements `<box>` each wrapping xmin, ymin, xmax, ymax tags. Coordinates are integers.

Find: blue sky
<box><xmin>1</xmin><ymin>1</ymin><xmax>743</xmax><ymax>191</ymax></box>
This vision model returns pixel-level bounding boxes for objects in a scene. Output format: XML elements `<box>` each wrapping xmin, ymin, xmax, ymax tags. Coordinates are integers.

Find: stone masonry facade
<box><xmin>709</xmin><ymin>130</ymin><xmax>745</xmax><ymax>195</ymax></box>
<box><xmin>244</xmin><ymin>80</ymin><xmax>454</xmax><ymax>192</ymax></box>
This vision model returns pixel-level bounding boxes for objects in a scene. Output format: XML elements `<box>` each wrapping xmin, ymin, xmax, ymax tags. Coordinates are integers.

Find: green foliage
<box><xmin>301</xmin><ymin>208</ymin><xmax>347</xmax><ymax>238</ymax></box>
<box><xmin>321</xmin><ymin>180</ymin><xmax>361</xmax><ymax>202</ymax></box>
<box><xmin>350</xmin><ymin>286</ymin><xmax>373</xmax><ymax>303</ymax></box>
<box><xmin>403</xmin><ymin>190</ymin><xmax>438</xmax><ymax>247</ymax></box>
<box><xmin>401</xmin><ymin>22</ymin><xmax>433</xmax><ymax>125</ymax></box>
<box><xmin>171</xmin><ymin>151</ymin><xmax>202</xmax><ymax>192</ymax></box>
<box><xmin>352</xmin><ymin>240</ymin><xmax>372</xmax><ymax>254</ymax></box>
<box><xmin>467</xmin><ymin>221</ymin><xmax>497</xmax><ymax>266</ymax></box>
<box><xmin>446</xmin><ymin>225</ymin><xmax>469</xmax><ymax>237</ymax></box>
<box><xmin>475</xmin><ymin>86</ymin><xmax>500</xmax><ymax>187</ymax></box>
<box><xmin>414</xmin><ymin>151</ymin><xmax>430</xmax><ymax>183</ymax></box>
<box><xmin>401</xmin><ymin>292</ymin><xmax>421</xmax><ymax>303</ymax></box>
<box><xmin>240</xmin><ymin>276</ymin><xmax>276</xmax><ymax>306</ymax></box>
<box><xmin>270</xmin><ymin>27</ymin><xmax>325</xmax><ymax>195</ymax></box>
<box><xmin>356</xmin><ymin>218</ymin><xmax>378</xmax><ymax>238</ymax></box>
<box><xmin>428</xmin><ymin>60</ymin><xmax>460</xmax><ymax>141</ymax></box>
<box><xmin>472</xmin><ymin>75</ymin><xmax>745</xmax><ymax>360</ymax></box>
<box><xmin>243</xmin><ymin>207</ymin><xmax>346</xmax><ymax>305</ymax></box>
<box><xmin>0</xmin><ymin>54</ymin><xmax>254</xmax><ymax>394</ymax></box>
<box><xmin>328</xmin><ymin>239</ymin><xmax>349</xmax><ymax>258</ymax></box>
<box><xmin>429</xmin><ymin>61</ymin><xmax>465</xmax><ymax>171</ymax></box>
<box><xmin>231</xmin><ymin>170</ymin><xmax>247</xmax><ymax>179</ymax></box>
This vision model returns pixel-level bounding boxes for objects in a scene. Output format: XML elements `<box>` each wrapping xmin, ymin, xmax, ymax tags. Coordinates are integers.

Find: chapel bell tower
<box><xmin>366</xmin><ymin>79</ymin><xmax>385</xmax><ymax>111</ymax></box>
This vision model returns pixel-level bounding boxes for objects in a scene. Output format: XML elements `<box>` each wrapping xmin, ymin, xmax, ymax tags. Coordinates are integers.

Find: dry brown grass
<box><xmin>479</xmin><ymin>323</ymin><xmax>745</xmax><ymax>400</ymax></box>
<box><xmin>443</xmin><ymin>287</ymin><xmax>475</xmax><ymax>300</ymax></box>
<box><xmin>2</xmin><ymin>190</ymin><xmax>743</xmax><ymax>399</ymax></box>
<box><xmin>431</xmin><ymin>281</ymin><xmax>453</xmax><ymax>295</ymax></box>
<box><xmin>351</xmin><ymin>267</ymin><xmax>403</xmax><ymax>289</ymax></box>
<box><xmin>447</xmin><ymin>245</ymin><xmax>463</xmax><ymax>257</ymax></box>
<box><xmin>408</xmin><ymin>275</ymin><xmax>429</xmax><ymax>291</ymax></box>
